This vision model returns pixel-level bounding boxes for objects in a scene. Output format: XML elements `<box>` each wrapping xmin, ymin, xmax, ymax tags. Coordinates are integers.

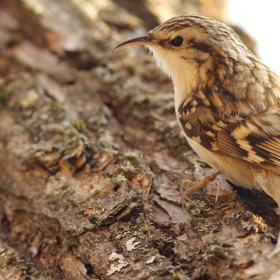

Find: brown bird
<box><xmin>114</xmin><ymin>14</ymin><xmax>280</xmax><ymax>254</ymax></box>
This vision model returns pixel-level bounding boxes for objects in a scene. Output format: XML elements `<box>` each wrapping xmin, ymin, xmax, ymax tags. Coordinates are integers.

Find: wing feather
<box><xmin>178</xmin><ymin>91</ymin><xmax>280</xmax><ymax>175</ymax></box>
<box><xmin>216</xmin><ymin>112</ymin><xmax>280</xmax><ymax>174</ymax></box>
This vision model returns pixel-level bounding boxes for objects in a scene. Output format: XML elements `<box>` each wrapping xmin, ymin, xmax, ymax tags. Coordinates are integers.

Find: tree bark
<box><xmin>0</xmin><ymin>0</ymin><xmax>279</xmax><ymax>279</ymax></box>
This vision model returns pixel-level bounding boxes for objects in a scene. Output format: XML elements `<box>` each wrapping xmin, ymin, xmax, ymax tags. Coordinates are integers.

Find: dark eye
<box><xmin>171</xmin><ymin>36</ymin><xmax>183</xmax><ymax>47</ymax></box>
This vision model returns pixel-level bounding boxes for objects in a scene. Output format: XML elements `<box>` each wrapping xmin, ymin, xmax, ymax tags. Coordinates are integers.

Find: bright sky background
<box><xmin>229</xmin><ymin>0</ymin><xmax>280</xmax><ymax>75</ymax></box>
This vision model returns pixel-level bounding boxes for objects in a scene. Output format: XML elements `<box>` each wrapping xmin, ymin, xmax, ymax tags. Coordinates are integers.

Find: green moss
<box><xmin>111</xmin><ymin>174</ymin><xmax>127</xmax><ymax>185</ymax></box>
<box><xmin>52</xmin><ymin>101</ymin><xmax>66</xmax><ymax>111</ymax></box>
<box><xmin>202</xmin><ymin>233</ymin><xmax>217</xmax><ymax>246</ymax></box>
<box><xmin>139</xmin><ymin>219</ymin><xmax>155</xmax><ymax>235</ymax></box>
<box><xmin>71</xmin><ymin>119</ymin><xmax>87</xmax><ymax>135</ymax></box>
<box><xmin>172</xmin><ymin>269</ymin><xmax>191</xmax><ymax>280</ymax></box>
<box><xmin>185</xmin><ymin>200</ymin><xmax>210</xmax><ymax>217</ymax></box>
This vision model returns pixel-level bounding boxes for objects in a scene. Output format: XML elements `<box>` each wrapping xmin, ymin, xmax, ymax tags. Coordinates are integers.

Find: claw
<box><xmin>181</xmin><ymin>171</ymin><xmax>221</xmax><ymax>208</ymax></box>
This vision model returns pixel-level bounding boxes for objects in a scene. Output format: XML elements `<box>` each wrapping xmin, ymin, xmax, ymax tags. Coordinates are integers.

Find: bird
<box><xmin>113</xmin><ymin>14</ymin><xmax>280</xmax><ymax>254</ymax></box>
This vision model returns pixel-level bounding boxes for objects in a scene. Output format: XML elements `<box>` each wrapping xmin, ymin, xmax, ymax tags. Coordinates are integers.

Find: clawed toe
<box><xmin>180</xmin><ymin>171</ymin><xmax>220</xmax><ymax>208</ymax></box>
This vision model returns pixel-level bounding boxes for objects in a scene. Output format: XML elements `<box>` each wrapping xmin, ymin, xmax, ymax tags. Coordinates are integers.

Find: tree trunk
<box><xmin>0</xmin><ymin>0</ymin><xmax>279</xmax><ymax>279</ymax></box>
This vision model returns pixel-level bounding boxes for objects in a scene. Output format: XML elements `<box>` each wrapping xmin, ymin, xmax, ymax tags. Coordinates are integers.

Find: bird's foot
<box><xmin>180</xmin><ymin>171</ymin><xmax>221</xmax><ymax>208</ymax></box>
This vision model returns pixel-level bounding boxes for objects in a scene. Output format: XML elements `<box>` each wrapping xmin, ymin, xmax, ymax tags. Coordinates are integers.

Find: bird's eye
<box><xmin>171</xmin><ymin>36</ymin><xmax>183</xmax><ymax>47</ymax></box>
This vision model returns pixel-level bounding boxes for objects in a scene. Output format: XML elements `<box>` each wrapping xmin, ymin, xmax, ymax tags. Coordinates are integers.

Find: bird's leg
<box><xmin>215</xmin><ymin>179</ymin><xmax>220</xmax><ymax>204</ymax></box>
<box><xmin>180</xmin><ymin>171</ymin><xmax>221</xmax><ymax>208</ymax></box>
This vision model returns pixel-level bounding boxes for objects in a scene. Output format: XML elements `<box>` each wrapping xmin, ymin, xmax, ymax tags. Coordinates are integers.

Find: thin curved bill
<box><xmin>113</xmin><ymin>35</ymin><xmax>155</xmax><ymax>51</ymax></box>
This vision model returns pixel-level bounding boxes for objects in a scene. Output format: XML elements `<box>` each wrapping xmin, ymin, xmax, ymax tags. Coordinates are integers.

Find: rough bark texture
<box><xmin>0</xmin><ymin>1</ymin><xmax>279</xmax><ymax>279</ymax></box>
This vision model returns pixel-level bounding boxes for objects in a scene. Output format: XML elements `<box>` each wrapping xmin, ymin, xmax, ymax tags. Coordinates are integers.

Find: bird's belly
<box><xmin>185</xmin><ymin>136</ymin><xmax>263</xmax><ymax>191</ymax></box>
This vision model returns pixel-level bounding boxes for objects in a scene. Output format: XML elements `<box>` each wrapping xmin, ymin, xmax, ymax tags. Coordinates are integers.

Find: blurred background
<box><xmin>230</xmin><ymin>0</ymin><xmax>280</xmax><ymax>75</ymax></box>
<box><xmin>1</xmin><ymin>0</ymin><xmax>279</xmax><ymax>75</ymax></box>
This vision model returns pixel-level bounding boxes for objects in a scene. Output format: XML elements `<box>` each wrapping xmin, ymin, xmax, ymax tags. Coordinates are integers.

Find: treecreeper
<box><xmin>114</xmin><ymin>14</ymin><xmax>280</xmax><ymax>255</ymax></box>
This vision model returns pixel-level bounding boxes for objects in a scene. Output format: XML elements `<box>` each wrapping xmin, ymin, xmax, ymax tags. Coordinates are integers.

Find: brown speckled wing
<box><xmin>219</xmin><ymin>112</ymin><xmax>280</xmax><ymax>174</ymax></box>
<box><xmin>178</xmin><ymin>97</ymin><xmax>280</xmax><ymax>175</ymax></box>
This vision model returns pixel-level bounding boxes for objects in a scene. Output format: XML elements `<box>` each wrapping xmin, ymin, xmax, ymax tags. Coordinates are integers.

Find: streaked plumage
<box><xmin>114</xmin><ymin>14</ymin><xmax>280</xmax><ymax>254</ymax></box>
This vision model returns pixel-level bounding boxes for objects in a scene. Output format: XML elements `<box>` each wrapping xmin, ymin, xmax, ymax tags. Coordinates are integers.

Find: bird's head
<box><xmin>114</xmin><ymin>14</ymin><xmax>253</xmax><ymax>109</ymax></box>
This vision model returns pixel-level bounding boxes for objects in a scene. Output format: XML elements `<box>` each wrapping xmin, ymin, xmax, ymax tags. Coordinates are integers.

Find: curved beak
<box><xmin>113</xmin><ymin>35</ymin><xmax>155</xmax><ymax>51</ymax></box>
